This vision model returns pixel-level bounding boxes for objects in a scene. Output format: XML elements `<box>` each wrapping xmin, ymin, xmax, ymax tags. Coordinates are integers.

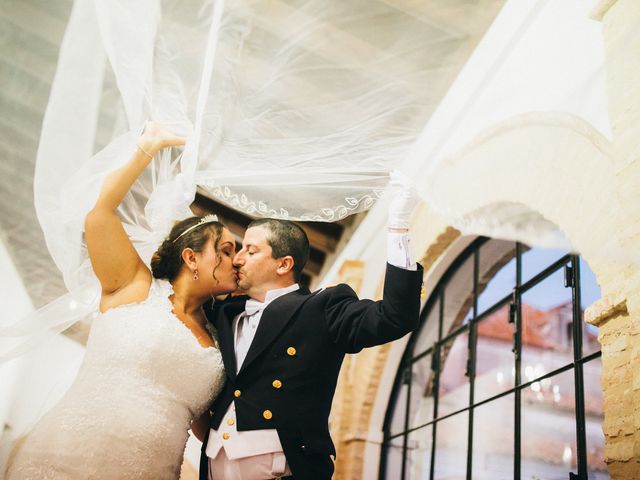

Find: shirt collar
<box><xmin>262</xmin><ymin>283</ymin><xmax>300</xmax><ymax>306</ymax></box>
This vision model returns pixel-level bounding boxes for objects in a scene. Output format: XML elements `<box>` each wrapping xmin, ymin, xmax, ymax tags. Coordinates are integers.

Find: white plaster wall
<box><xmin>321</xmin><ymin>0</ymin><xmax>609</xmax><ymax>292</ymax></box>
<box><xmin>425</xmin><ymin>112</ymin><xmax>617</xmax><ymax>275</ymax></box>
<box><xmin>411</xmin><ymin>0</ymin><xmax>608</xmax><ymax>173</ymax></box>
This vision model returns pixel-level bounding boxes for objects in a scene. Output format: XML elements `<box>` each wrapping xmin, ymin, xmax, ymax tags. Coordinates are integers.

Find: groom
<box><xmin>201</xmin><ymin>177</ymin><xmax>423</xmax><ymax>480</ymax></box>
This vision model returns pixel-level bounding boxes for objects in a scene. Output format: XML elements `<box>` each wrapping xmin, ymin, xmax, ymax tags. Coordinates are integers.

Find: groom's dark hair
<box><xmin>248</xmin><ymin>218</ymin><xmax>309</xmax><ymax>283</ymax></box>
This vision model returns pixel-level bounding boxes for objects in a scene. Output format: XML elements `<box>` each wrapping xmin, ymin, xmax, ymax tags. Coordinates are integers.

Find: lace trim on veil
<box><xmin>208</xmin><ymin>185</ymin><xmax>386</xmax><ymax>221</ymax></box>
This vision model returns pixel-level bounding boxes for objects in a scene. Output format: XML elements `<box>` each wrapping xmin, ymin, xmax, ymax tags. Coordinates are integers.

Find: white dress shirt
<box><xmin>387</xmin><ymin>230</ymin><xmax>417</xmax><ymax>270</ymax></box>
<box><xmin>206</xmin><ymin>231</ymin><xmax>415</xmax><ymax>462</ymax></box>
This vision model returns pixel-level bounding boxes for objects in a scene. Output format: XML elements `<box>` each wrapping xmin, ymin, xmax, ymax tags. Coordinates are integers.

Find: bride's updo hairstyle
<box><xmin>150</xmin><ymin>216</ymin><xmax>224</xmax><ymax>281</ymax></box>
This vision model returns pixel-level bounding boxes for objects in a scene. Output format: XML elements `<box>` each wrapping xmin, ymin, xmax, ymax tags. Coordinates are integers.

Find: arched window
<box><xmin>381</xmin><ymin>238</ymin><xmax>606</xmax><ymax>479</ymax></box>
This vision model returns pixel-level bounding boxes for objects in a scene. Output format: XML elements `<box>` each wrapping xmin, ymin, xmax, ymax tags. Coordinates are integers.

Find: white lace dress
<box><xmin>7</xmin><ymin>279</ymin><xmax>225</xmax><ymax>480</ymax></box>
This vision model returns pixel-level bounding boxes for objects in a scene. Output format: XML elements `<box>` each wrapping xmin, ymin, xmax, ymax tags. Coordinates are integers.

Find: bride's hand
<box><xmin>138</xmin><ymin>121</ymin><xmax>187</xmax><ymax>155</ymax></box>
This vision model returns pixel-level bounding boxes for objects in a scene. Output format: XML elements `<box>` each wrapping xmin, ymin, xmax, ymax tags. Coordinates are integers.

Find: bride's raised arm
<box><xmin>84</xmin><ymin>123</ymin><xmax>185</xmax><ymax>311</ymax></box>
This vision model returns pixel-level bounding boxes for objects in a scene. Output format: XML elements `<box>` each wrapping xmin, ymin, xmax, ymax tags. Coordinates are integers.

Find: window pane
<box><xmin>472</xmin><ymin>393</ymin><xmax>514</xmax><ymax>479</ymax></box>
<box><xmin>409</xmin><ymin>353</ymin><xmax>434</xmax><ymax>430</ymax></box>
<box><xmin>443</xmin><ymin>256</ymin><xmax>474</xmax><ymax>333</ymax></box>
<box><xmin>477</xmin><ymin>240</ymin><xmax>516</xmax><ymax>315</ymax></box>
<box><xmin>475</xmin><ymin>305</ymin><xmax>515</xmax><ymax>402</ymax></box>
<box><xmin>521</xmin><ymin>369</ymin><xmax>577</xmax><ymax>478</ymax></box>
<box><xmin>407</xmin><ymin>425</ymin><xmax>433</xmax><ymax>480</ymax></box>
<box><xmin>413</xmin><ymin>300</ymin><xmax>439</xmax><ymax>358</ymax></box>
<box><xmin>580</xmin><ymin>257</ymin><xmax>602</xmax><ymax>310</ymax></box>
<box><xmin>521</xmin><ymin>247</ymin><xmax>569</xmax><ymax>284</ymax></box>
<box><xmin>580</xmin><ymin>257</ymin><xmax>602</xmax><ymax>357</ymax></box>
<box><xmin>584</xmin><ymin>356</ymin><xmax>608</xmax><ymax>479</ymax></box>
<box><xmin>383</xmin><ymin>436</ymin><xmax>406</xmax><ymax>480</ymax></box>
<box><xmin>389</xmin><ymin>367</ymin><xmax>409</xmax><ymax>436</ymax></box>
<box><xmin>582</xmin><ymin>323</ymin><xmax>601</xmax><ymax>358</ymax></box>
<box><xmin>521</xmin><ymin>268</ymin><xmax>574</xmax><ymax>382</ymax></box>
<box><xmin>433</xmin><ymin>413</ymin><xmax>468</xmax><ymax>480</ymax></box>
<box><xmin>438</xmin><ymin>331</ymin><xmax>470</xmax><ymax>417</ymax></box>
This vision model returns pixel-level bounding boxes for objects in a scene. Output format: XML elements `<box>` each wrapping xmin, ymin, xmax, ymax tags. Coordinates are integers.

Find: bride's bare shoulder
<box><xmin>98</xmin><ymin>268</ymin><xmax>153</xmax><ymax>313</ymax></box>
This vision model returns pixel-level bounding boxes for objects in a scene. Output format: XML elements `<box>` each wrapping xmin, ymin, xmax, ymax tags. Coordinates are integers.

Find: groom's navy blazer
<box><xmin>200</xmin><ymin>263</ymin><xmax>423</xmax><ymax>479</ymax></box>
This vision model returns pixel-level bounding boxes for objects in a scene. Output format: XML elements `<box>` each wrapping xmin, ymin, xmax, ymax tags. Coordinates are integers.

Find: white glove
<box><xmin>387</xmin><ymin>170</ymin><xmax>419</xmax><ymax>229</ymax></box>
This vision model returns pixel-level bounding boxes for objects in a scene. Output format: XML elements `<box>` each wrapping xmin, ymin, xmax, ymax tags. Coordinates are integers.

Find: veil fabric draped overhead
<box><xmin>2</xmin><ymin>0</ymin><xmax>613</xmax><ymax>364</ymax></box>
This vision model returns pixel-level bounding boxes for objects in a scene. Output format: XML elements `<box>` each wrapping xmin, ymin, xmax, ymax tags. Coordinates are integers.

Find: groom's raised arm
<box><xmin>324</xmin><ymin>172</ymin><xmax>423</xmax><ymax>352</ymax></box>
<box><xmin>324</xmin><ymin>262</ymin><xmax>423</xmax><ymax>353</ymax></box>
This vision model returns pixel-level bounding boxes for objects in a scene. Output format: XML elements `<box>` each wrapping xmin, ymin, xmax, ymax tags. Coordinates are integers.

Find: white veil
<box><xmin>2</xmin><ymin>0</ymin><xmax>614</xmax><ymax>357</ymax></box>
<box><xmin>3</xmin><ymin>0</ymin><xmax>486</xmax><ymax>358</ymax></box>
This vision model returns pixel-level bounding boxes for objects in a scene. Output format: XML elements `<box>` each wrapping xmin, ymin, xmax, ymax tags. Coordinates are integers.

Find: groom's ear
<box><xmin>275</xmin><ymin>256</ymin><xmax>295</xmax><ymax>277</ymax></box>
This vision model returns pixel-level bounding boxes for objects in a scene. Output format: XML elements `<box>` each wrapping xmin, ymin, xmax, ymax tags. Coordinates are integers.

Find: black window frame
<box><xmin>380</xmin><ymin>237</ymin><xmax>602</xmax><ymax>480</ymax></box>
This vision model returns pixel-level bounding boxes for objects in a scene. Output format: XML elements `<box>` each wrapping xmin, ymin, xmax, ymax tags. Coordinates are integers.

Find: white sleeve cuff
<box><xmin>387</xmin><ymin>231</ymin><xmax>417</xmax><ymax>271</ymax></box>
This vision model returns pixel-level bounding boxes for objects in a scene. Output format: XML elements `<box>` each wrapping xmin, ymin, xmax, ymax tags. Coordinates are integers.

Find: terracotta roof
<box><xmin>477</xmin><ymin>303</ymin><xmax>568</xmax><ymax>349</ymax></box>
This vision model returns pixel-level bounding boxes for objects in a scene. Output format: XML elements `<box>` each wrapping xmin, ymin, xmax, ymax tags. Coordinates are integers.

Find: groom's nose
<box><xmin>233</xmin><ymin>250</ymin><xmax>243</xmax><ymax>266</ymax></box>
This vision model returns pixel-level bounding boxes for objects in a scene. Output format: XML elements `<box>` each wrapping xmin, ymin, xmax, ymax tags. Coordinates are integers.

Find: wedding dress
<box><xmin>6</xmin><ymin>278</ymin><xmax>225</xmax><ymax>480</ymax></box>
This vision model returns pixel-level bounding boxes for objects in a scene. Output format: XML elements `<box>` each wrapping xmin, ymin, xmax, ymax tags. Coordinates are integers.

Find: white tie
<box><xmin>244</xmin><ymin>298</ymin><xmax>267</xmax><ymax>316</ymax></box>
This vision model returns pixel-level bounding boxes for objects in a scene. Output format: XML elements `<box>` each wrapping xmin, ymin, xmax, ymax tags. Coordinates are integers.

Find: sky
<box><xmin>477</xmin><ymin>248</ymin><xmax>601</xmax><ymax>314</ymax></box>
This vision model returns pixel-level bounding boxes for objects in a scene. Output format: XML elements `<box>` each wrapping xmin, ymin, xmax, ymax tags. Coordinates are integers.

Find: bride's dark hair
<box><xmin>150</xmin><ymin>216</ymin><xmax>224</xmax><ymax>281</ymax></box>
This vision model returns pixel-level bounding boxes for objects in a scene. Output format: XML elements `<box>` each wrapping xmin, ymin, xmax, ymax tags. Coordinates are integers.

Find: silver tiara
<box><xmin>173</xmin><ymin>214</ymin><xmax>219</xmax><ymax>242</ymax></box>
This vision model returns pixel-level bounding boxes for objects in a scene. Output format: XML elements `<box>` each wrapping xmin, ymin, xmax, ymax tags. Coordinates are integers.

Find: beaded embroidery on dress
<box><xmin>7</xmin><ymin>279</ymin><xmax>225</xmax><ymax>479</ymax></box>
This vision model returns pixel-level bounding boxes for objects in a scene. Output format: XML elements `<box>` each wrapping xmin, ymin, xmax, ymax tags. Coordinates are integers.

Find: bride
<box><xmin>6</xmin><ymin>123</ymin><xmax>236</xmax><ymax>479</ymax></box>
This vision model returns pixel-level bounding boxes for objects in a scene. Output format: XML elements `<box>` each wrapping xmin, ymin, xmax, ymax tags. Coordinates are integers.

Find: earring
<box><xmin>193</xmin><ymin>269</ymin><xmax>199</xmax><ymax>281</ymax></box>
